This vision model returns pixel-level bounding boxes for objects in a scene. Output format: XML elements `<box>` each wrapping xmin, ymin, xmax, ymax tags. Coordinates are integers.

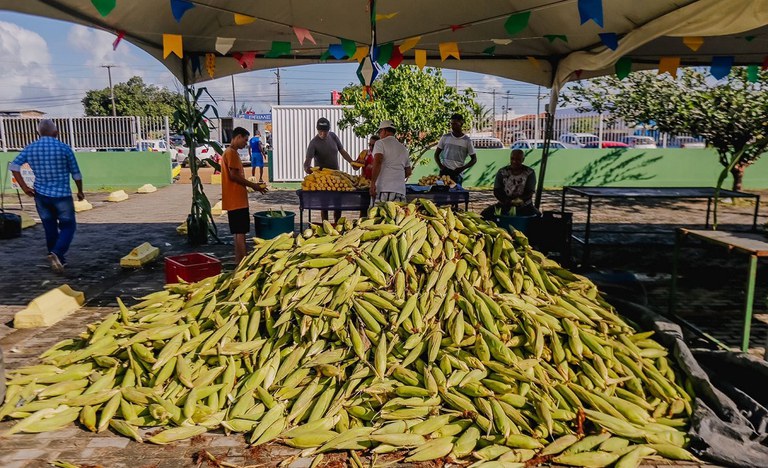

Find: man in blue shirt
<box><xmin>248</xmin><ymin>131</ymin><xmax>267</xmax><ymax>183</ymax></box>
<box><xmin>10</xmin><ymin>120</ymin><xmax>85</xmax><ymax>273</ymax></box>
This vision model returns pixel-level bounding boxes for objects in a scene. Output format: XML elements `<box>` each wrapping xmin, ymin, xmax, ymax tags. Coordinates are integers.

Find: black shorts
<box><xmin>227</xmin><ymin>208</ymin><xmax>250</xmax><ymax>234</ymax></box>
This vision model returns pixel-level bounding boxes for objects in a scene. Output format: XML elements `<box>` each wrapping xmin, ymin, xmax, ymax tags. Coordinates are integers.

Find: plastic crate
<box><xmin>164</xmin><ymin>253</ymin><xmax>221</xmax><ymax>284</ymax></box>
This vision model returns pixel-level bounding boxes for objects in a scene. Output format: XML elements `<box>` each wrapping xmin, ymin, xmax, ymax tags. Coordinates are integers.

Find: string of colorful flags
<box><xmin>92</xmin><ymin>0</ymin><xmax>766</xmax><ymax>83</ymax></box>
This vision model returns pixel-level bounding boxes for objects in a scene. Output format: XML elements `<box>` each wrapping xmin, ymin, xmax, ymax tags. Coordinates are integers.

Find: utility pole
<box><xmin>492</xmin><ymin>90</ymin><xmax>496</xmax><ymax>138</ymax></box>
<box><xmin>504</xmin><ymin>90</ymin><xmax>511</xmax><ymax>143</ymax></box>
<box><xmin>455</xmin><ymin>70</ymin><xmax>459</xmax><ymax>89</ymax></box>
<box><xmin>231</xmin><ymin>75</ymin><xmax>237</xmax><ymax>116</ymax></box>
<box><xmin>101</xmin><ymin>65</ymin><xmax>117</xmax><ymax>116</ymax></box>
<box><xmin>274</xmin><ymin>69</ymin><xmax>281</xmax><ymax>105</ymax></box>
<box><xmin>535</xmin><ymin>86</ymin><xmax>542</xmax><ymax>140</ymax></box>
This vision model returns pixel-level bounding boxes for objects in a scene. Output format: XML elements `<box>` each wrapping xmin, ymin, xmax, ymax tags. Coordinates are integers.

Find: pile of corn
<box><xmin>0</xmin><ymin>201</ymin><xmax>696</xmax><ymax>467</ymax></box>
<box><xmin>302</xmin><ymin>168</ymin><xmax>368</xmax><ymax>192</ymax></box>
<box><xmin>418</xmin><ymin>174</ymin><xmax>455</xmax><ymax>187</ymax></box>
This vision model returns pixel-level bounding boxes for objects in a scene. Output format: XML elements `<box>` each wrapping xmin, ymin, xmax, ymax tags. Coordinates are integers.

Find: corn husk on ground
<box><xmin>1</xmin><ymin>200</ymin><xmax>697</xmax><ymax>467</ymax></box>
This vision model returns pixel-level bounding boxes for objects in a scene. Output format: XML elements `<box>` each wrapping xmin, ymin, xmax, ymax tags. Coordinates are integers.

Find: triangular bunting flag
<box><xmin>745</xmin><ymin>35</ymin><xmax>756</xmax><ymax>42</ymax></box>
<box><xmin>162</xmin><ymin>34</ymin><xmax>183</xmax><ymax>59</ymax></box>
<box><xmin>399</xmin><ymin>37</ymin><xmax>421</xmax><ymax>53</ymax></box>
<box><xmin>762</xmin><ymin>56</ymin><xmax>768</xmax><ymax>71</ymax></box>
<box><xmin>190</xmin><ymin>54</ymin><xmax>202</xmax><ymax>76</ymax></box>
<box><xmin>747</xmin><ymin>65</ymin><xmax>760</xmax><ymax>83</ymax></box>
<box><xmin>232</xmin><ymin>52</ymin><xmax>256</xmax><ymax>69</ymax></box>
<box><xmin>710</xmin><ymin>56</ymin><xmax>734</xmax><ymax>80</ymax></box>
<box><xmin>265</xmin><ymin>41</ymin><xmax>292</xmax><ymax>58</ymax></box>
<box><xmin>376</xmin><ymin>43</ymin><xmax>394</xmax><ymax>66</ymax></box>
<box><xmin>658</xmin><ymin>57</ymin><xmax>680</xmax><ymax>78</ymax></box>
<box><xmin>439</xmin><ymin>42</ymin><xmax>460</xmax><ymax>61</ymax></box>
<box><xmin>682</xmin><ymin>37</ymin><xmax>704</xmax><ymax>52</ymax></box>
<box><xmin>328</xmin><ymin>44</ymin><xmax>347</xmax><ymax>60</ymax></box>
<box><xmin>375</xmin><ymin>12</ymin><xmax>398</xmax><ymax>21</ymax></box>
<box><xmin>505</xmin><ymin>11</ymin><xmax>530</xmax><ymax>36</ymax></box>
<box><xmin>483</xmin><ymin>46</ymin><xmax>496</xmax><ymax>56</ymax></box>
<box><xmin>350</xmin><ymin>46</ymin><xmax>369</xmax><ymax>63</ymax></box>
<box><xmin>544</xmin><ymin>35</ymin><xmax>568</xmax><ymax>43</ymax></box>
<box><xmin>341</xmin><ymin>39</ymin><xmax>357</xmax><ymax>58</ymax></box>
<box><xmin>170</xmin><ymin>0</ymin><xmax>194</xmax><ymax>22</ymax></box>
<box><xmin>319</xmin><ymin>50</ymin><xmax>331</xmax><ymax>62</ymax></box>
<box><xmin>112</xmin><ymin>31</ymin><xmax>125</xmax><ymax>50</ymax></box>
<box><xmin>205</xmin><ymin>53</ymin><xmax>215</xmax><ymax>78</ymax></box>
<box><xmin>492</xmin><ymin>39</ymin><xmax>512</xmax><ymax>46</ymax></box>
<box><xmin>527</xmin><ymin>56</ymin><xmax>541</xmax><ymax>70</ymax></box>
<box><xmin>415</xmin><ymin>50</ymin><xmax>427</xmax><ymax>70</ymax></box>
<box><xmin>293</xmin><ymin>27</ymin><xmax>316</xmax><ymax>45</ymax></box>
<box><xmin>578</xmin><ymin>0</ymin><xmax>604</xmax><ymax>27</ymax></box>
<box><xmin>450</xmin><ymin>25</ymin><xmax>465</xmax><ymax>32</ymax></box>
<box><xmin>91</xmin><ymin>0</ymin><xmax>116</xmax><ymax>17</ymax></box>
<box><xmin>234</xmin><ymin>13</ymin><xmax>256</xmax><ymax>25</ymax></box>
<box><xmin>388</xmin><ymin>46</ymin><xmax>404</xmax><ymax>69</ymax></box>
<box><xmin>215</xmin><ymin>37</ymin><xmax>235</xmax><ymax>55</ymax></box>
<box><xmin>616</xmin><ymin>57</ymin><xmax>632</xmax><ymax>79</ymax></box>
<box><xmin>599</xmin><ymin>33</ymin><xmax>619</xmax><ymax>51</ymax></box>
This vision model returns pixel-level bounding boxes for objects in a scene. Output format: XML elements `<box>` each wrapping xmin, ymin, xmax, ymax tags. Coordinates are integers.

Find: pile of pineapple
<box><xmin>302</xmin><ymin>168</ymin><xmax>369</xmax><ymax>192</ymax></box>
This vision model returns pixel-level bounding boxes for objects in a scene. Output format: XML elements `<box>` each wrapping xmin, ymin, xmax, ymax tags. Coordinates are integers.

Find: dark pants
<box><xmin>35</xmin><ymin>194</ymin><xmax>76</xmax><ymax>263</ymax></box>
<box><xmin>439</xmin><ymin>168</ymin><xmax>463</xmax><ymax>185</ymax></box>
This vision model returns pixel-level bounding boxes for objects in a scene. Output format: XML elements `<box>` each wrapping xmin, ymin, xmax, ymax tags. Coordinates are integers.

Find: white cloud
<box><xmin>0</xmin><ymin>21</ymin><xmax>57</xmax><ymax>105</ymax></box>
<box><xmin>67</xmin><ymin>25</ymin><xmax>141</xmax><ymax>84</ymax></box>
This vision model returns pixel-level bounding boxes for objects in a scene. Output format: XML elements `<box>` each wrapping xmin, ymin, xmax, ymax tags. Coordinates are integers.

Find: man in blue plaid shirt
<box><xmin>10</xmin><ymin>120</ymin><xmax>85</xmax><ymax>273</ymax></box>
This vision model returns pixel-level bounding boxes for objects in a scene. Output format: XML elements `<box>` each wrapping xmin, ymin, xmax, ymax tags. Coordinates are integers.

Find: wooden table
<box><xmin>670</xmin><ymin>228</ymin><xmax>768</xmax><ymax>353</ymax></box>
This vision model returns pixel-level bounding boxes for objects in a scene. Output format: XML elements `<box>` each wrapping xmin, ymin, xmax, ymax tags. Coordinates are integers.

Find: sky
<box><xmin>0</xmin><ymin>12</ymin><xmax>547</xmax><ymax>118</ymax></box>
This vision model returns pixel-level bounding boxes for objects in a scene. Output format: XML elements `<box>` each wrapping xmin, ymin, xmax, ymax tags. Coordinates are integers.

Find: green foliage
<box><xmin>471</xmin><ymin>104</ymin><xmax>494</xmax><ymax>132</ymax></box>
<box><xmin>337</xmin><ymin>66</ymin><xmax>479</xmax><ymax>165</ymax></box>
<box><xmin>82</xmin><ymin>76</ymin><xmax>183</xmax><ymax>117</ymax></box>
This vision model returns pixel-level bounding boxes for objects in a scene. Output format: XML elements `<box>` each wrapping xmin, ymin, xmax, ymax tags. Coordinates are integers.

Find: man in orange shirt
<box><xmin>221</xmin><ymin>127</ymin><xmax>267</xmax><ymax>265</ymax></box>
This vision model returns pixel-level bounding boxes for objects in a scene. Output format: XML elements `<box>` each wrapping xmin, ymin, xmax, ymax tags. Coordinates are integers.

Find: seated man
<box><xmin>481</xmin><ymin>149</ymin><xmax>540</xmax><ymax>218</ymax></box>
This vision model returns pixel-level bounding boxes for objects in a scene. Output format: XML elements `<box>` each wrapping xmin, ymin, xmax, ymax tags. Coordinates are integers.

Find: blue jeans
<box><xmin>34</xmin><ymin>195</ymin><xmax>76</xmax><ymax>263</ymax></box>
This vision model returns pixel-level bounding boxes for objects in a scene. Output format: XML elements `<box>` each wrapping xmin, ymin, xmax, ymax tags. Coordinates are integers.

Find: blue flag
<box><xmin>578</xmin><ymin>0</ymin><xmax>603</xmax><ymax>27</ymax></box>
<box><xmin>710</xmin><ymin>56</ymin><xmax>734</xmax><ymax>80</ymax></box>
<box><xmin>170</xmin><ymin>0</ymin><xmax>195</xmax><ymax>22</ymax></box>
<box><xmin>599</xmin><ymin>33</ymin><xmax>619</xmax><ymax>51</ymax></box>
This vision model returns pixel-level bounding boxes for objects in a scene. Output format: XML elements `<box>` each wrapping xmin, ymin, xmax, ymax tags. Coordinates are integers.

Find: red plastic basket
<box><xmin>164</xmin><ymin>253</ymin><xmax>221</xmax><ymax>284</ymax></box>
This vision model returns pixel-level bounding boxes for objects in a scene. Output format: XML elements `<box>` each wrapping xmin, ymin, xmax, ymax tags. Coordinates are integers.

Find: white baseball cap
<box><xmin>377</xmin><ymin>120</ymin><xmax>396</xmax><ymax>131</ymax></box>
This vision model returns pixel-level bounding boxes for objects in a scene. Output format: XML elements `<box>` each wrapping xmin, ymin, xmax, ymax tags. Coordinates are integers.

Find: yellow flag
<box><xmin>658</xmin><ymin>56</ymin><xmax>680</xmax><ymax>78</ymax></box>
<box><xmin>163</xmin><ymin>34</ymin><xmax>183</xmax><ymax>59</ymax></box>
<box><xmin>350</xmin><ymin>46</ymin><xmax>369</xmax><ymax>63</ymax></box>
<box><xmin>205</xmin><ymin>53</ymin><xmax>215</xmax><ymax>78</ymax></box>
<box><xmin>527</xmin><ymin>56</ymin><xmax>541</xmax><ymax>70</ymax></box>
<box><xmin>376</xmin><ymin>12</ymin><xmax>398</xmax><ymax>21</ymax></box>
<box><xmin>415</xmin><ymin>49</ymin><xmax>427</xmax><ymax>70</ymax></box>
<box><xmin>399</xmin><ymin>36</ymin><xmax>421</xmax><ymax>53</ymax></box>
<box><xmin>234</xmin><ymin>13</ymin><xmax>256</xmax><ymax>25</ymax></box>
<box><xmin>439</xmin><ymin>42</ymin><xmax>460</xmax><ymax>61</ymax></box>
<box><xmin>682</xmin><ymin>37</ymin><xmax>704</xmax><ymax>52</ymax></box>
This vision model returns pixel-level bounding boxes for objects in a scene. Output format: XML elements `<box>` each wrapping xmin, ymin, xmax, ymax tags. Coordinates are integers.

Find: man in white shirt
<box><xmin>370</xmin><ymin>120</ymin><xmax>412</xmax><ymax>204</ymax></box>
<box><xmin>434</xmin><ymin>113</ymin><xmax>477</xmax><ymax>184</ymax></box>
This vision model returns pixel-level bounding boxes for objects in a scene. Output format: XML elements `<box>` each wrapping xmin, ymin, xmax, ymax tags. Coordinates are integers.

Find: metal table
<box><xmin>296</xmin><ymin>188</ymin><xmax>470</xmax><ymax>230</ymax></box>
<box><xmin>670</xmin><ymin>228</ymin><xmax>768</xmax><ymax>353</ymax></box>
<box><xmin>561</xmin><ymin>186</ymin><xmax>761</xmax><ymax>262</ymax></box>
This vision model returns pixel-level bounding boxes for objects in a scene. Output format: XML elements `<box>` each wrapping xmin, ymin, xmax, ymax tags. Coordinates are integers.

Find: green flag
<box><xmin>483</xmin><ymin>46</ymin><xmax>496</xmax><ymax>56</ymax></box>
<box><xmin>505</xmin><ymin>11</ymin><xmax>531</xmax><ymax>36</ymax></box>
<box><xmin>377</xmin><ymin>43</ymin><xmax>393</xmax><ymax>66</ymax></box>
<box><xmin>265</xmin><ymin>41</ymin><xmax>292</xmax><ymax>58</ymax></box>
<box><xmin>91</xmin><ymin>0</ymin><xmax>116</xmax><ymax>16</ymax></box>
<box><xmin>747</xmin><ymin>65</ymin><xmax>760</xmax><ymax>83</ymax></box>
<box><xmin>341</xmin><ymin>38</ymin><xmax>357</xmax><ymax>58</ymax></box>
<box><xmin>616</xmin><ymin>57</ymin><xmax>632</xmax><ymax>79</ymax></box>
<box><xmin>544</xmin><ymin>35</ymin><xmax>568</xmax><ymax>43</ymax></box>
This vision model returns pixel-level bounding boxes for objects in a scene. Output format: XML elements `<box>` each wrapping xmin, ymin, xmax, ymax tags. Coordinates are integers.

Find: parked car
<box><xmin>469</xmin><ymin>136</ymin><xmax>504</xmax><ymax>149</ymax></box>
<box><xmin>135</xmin><ymin>139</ymin><xmax>171</xmax><ymax>153</ymax></box>
<box><xmin>621</xmin><ymin>136</ymin><xmax>657</xmax><ymax>149</ymax></box>
<box><xmin>175</xmin><ymin>141</ymin><xmax>223</xmax><ymax>167</ymax></box>
<box><xmin>236</xmin><ymin>147</ymin><xmax>252</xmax><ymax>167</ymax></box>
<box><xmin>559</xmin><ymin>133</ymin><xmax>599</xmax><ymax>148</ymax></box>
<box><xmin>670</xmin><ymin>136</ymin><xmax>706</xmax><ymax>149</ymax></box>
<box><xmin>583</xmin><ymin>141</ymin><xmax>629</xmax><ymax>149</ymax></box>
<box><xmin>510</xmin><ymin>139</ymin><xmax>566</xmax><ymax>150</ymax></box>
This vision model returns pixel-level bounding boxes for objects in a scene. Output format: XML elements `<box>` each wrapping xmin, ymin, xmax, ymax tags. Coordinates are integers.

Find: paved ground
<box><xmin>1</xmin><ymin>182</ymin><xmax>766</xmax><ymax>467</ymax></box>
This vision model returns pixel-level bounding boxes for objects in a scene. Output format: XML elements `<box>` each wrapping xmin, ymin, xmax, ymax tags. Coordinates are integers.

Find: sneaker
<box><xmin>48</xmin><ymin>253</ymin><xmax>64</xmax><ymax>274</ymax></box>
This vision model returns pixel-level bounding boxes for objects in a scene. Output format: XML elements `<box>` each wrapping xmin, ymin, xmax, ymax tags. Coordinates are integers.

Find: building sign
<box><xmin>237</xmin><ymin>113</ymin><xmax>272</xmax><ymax>121</ymax></box>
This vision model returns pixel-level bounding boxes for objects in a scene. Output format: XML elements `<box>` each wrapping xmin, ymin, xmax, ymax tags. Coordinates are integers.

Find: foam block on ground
<box><xmin>74</xmin><ymin>200</ymin><xmax>93</xmax><ymax>212</ymax></box>
<box><xmin>14</xmin><ymin>285</ymin><xmax>85</xmax><ymax>328</ymax></box>
<box><xmin>20</xmin><ymin>212</ymin><xmax>36</xmax><ymax>229</ymax></box>
<box><xmin>176</xmin><ymin>221</ymin><xmax>187</xmax><ymax>235</ymax></box>
<box><xmin>212</xmin><ymin>201</ymin><xmax>226</xmax><ymax>216</ymax></box>
<box><xmin>120</xmin><ymin>242</ymin><xmax>160</xmax><ymax>268</ymax></box>
<box><xmin>210</xmin><ymin>174</ymin><xmax>221</xmax><ymax>185</ymax></box>
<box><xmin>107</xmin><ymin>190</ymin><xmax>129</xmax><ymax>202</ymax></box>
<box><xmin>137</xmin><ymin>184</ymin><xmax>157</xmax><ymax>193</ymax></box>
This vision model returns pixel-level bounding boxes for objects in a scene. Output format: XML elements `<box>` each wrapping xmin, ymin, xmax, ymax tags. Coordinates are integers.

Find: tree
<box><xmin>82</xmin><ymin>76</ymin><xmax>184</xmax><ymax>117</ymax></box>
<box><xmin>471</xmin><ymin>103</ymin><xmax>493</xmax><ymax>132</ymax></box>
<box><xmin>563</xmin><ymin>68</ymin><xmax>768</xmax><ymax>192</ymax></box>
<box><xmin>337</xmin><ymin>66</ymin><xmax>479</xmax><ymax>165</ymax></box>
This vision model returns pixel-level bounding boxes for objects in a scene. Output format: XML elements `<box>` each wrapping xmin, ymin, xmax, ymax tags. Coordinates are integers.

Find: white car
<box><xmin>510</xmin><ymin>139</ymin><xmax>566</xmax><ymax>150</ymax></box>
<box><xmin>621</xmin><ymin>136</ymin><xmax>658</xmax><ymax>149</ymax></box>
<box><xmin>135</xmin><ymin>139</ymin><xmax>171</xmax><ymax>153</ymax></box>
<box><xmin>670</xmin><ymin>136</ymin><xmax>706</xmax><ymax>149</ymax></box>
<box><xmin>559</xmin><ymin>133</ymin><xmax>599</xmax><ymax>148</ymax></box>
<box><xmin>175</xmin><ymin>142</ymin><xmax>223</xmax><ymax>167</ymax></box>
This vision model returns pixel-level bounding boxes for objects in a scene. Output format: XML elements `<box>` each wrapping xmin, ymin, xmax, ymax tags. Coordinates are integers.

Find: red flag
<box><xmin>112</xmin><ymin>30</ymin><xmax>125</xmax><ymax>50</ymax></box>
<box><xmin>762</xmin><ymin>56</ymin><xmax>768</xmax><ymax>71</ymax></box>
<box><xmin>388</xmin><ymin>46</ymin><xmax>404</xmax><ymax>69</ymax></box>
<box><xmin>450</xmin><ymin>24</ymin><xmax>464</xmax><ymax>32</ymax></box>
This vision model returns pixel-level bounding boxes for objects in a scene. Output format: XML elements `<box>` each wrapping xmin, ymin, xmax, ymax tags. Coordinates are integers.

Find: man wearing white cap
<box><xmin>370</xmin><ymin>120</ymin><xmax>412</xmax><ymax>204</ymax></box>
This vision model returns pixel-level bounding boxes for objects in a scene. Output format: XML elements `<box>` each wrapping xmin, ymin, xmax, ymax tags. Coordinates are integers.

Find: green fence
<box><xmin>411</xmin><ymin>148</ymin><xmax>768</xmax><ymax>189</ymax></box>
<box><xmin>1</xmin><ymin>152</ymin><xmax>173</xmax><ymax>192</ymax></box>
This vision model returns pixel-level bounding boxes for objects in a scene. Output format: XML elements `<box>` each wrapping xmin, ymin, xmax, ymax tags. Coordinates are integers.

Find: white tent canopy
<box><xmin>2</xmin><ymin>0</ymin><xmax>768</xmax><ymax>89</ymax></box>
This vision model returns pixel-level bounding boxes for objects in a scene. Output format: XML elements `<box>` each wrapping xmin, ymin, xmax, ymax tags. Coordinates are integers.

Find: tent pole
<box><xmin>535</xmin><ymin>89</ymin><xmax>559</xmax><ymax>208</ymax></box>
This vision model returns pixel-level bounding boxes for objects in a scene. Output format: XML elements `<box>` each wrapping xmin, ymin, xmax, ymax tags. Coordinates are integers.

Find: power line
<box><xmin>101</xmin><ymin>64</ymin><xmax>117</xmax><ymax>116</ymax></box>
